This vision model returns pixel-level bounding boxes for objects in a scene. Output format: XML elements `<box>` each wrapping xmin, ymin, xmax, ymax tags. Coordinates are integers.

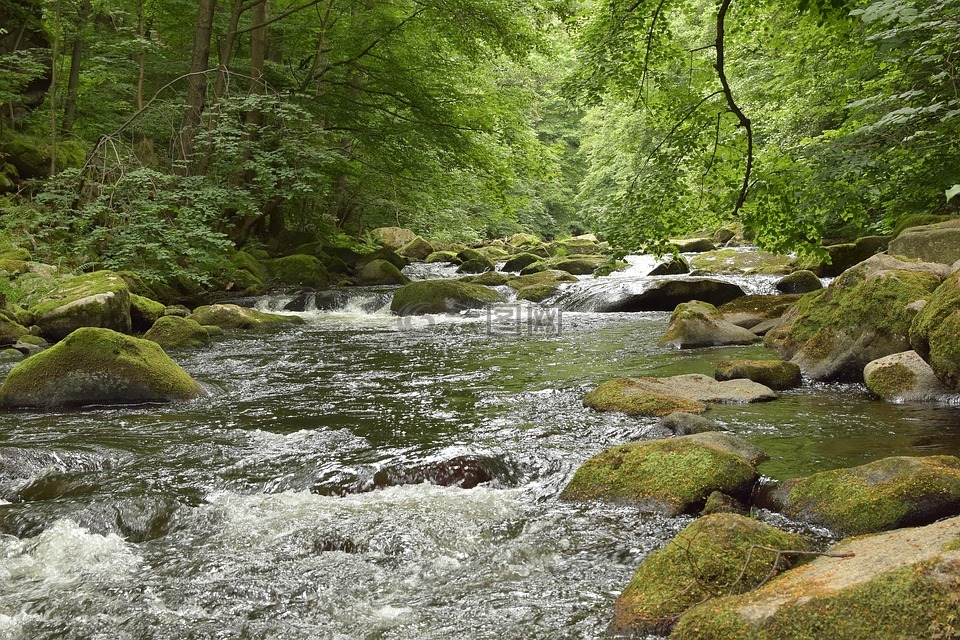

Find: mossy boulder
<box><xmin>143</xmin><ymin>316</ymin><xmax>211</xmax><ymax>350</ymax></box>
<box><xmin>672</xmin><ymin>237</ymin><xmax>717</xmax><ymax>253</ymax></box>
<box><xmin>813</xmin><ymin>235</ymin><xmax>891</xmax><ymax>277</ymax></box>
<box><xmin>475</xmin><ymin>246</ymin><xmax>510</xmax><ymax>261</ymax></box>
<box><xmin>356</xmin><ymin>259</ymin><xmax>409</xmax><ymax>285</ymax></box>
<box><xmin>555</xmin><ymin>238</ymin><xmax>602</xmax><ymax>256</ymax></box>
<box><xmin>560</xmin><ymin>434</ymin><xmax>763</xmax><ymax>516</ymax></box>
<box><xmin>0</xmin><ymin>327</ymin><xmax>204</xmax><ymax>408</ymax></box>
<box><xmin>768</xmin><ymin>255</ymin><xmax>947</xmax><ymax>382</ymax></box>
<box><xmin>715</xmin><ymin>360</ymin><xmax>802</xmax><ymax>391</ymax></box>
<box><xmin>648</xmin><ymin>255</ymin><xmax>691</xmax><ymax>276</ymax></box>
<box><xmin>468</xmin><ymin>271</ymin><xmax>511</xmax><ymax>287</ymax></box>
<box><xmin>864</xmin><ymin>350</ymin><xmax>952</xmax><ymax>401</ymax></box>
<box><xmin>506</xmin><ymin>269</ymin><xmax>577</xmax><ymax>291</ymax></box>
<box><xmin>230</xmin><ymin>250</ymin><xmax>267</xmax><ymax>282</ymax></box>
<box><xmin>0</xmin><ymin>315</ymin><xmax>30</xmax><ymax>346</ymax></box>
<box><xmin>515</xmin><ymin>284</ymin><xmax>559</xmax><ymax>303</ymax></box>
<box><xmin>910</xmin><ymin>270</ymin><xmax>960</xmax><ymax>390</ymax></box>
<box><xmin>397</xmin><ymin>236</ymin><xmax>435</xmax><ymax>262</ymax></box>
<box><xmin>424</xmin><ymin>251</ymin><xmax>460</xmax><ymax>264</ymax></box>
<box><xmin>690</xmin><ymin>249</ymin><xmax>793</xmax><ymax>275</ymax></box>
<box><xmin>659</xmin><ymin>411</ymin><xmax>720</xmax><ymax>435</ymax></box>
<box><xmin>455</xmin><ymin>257</ymin><xmax>494</xmax><ymax>274</ymax></box>
<box><xmin>370</xmin><ymin>227</ymin><xmax>418</xmax><ymax>251</ymax></box>
<box><xmin>188</xmin><ymin>304</ymin><xmax>305</xmax><ymax>331</ymax></box>
<box><xmin>390</xmin><ymin>280</ymin><xmax>504</xmax><ymax>316</ymax></box>
<box><xmin>518</xmin><ymin>260</ymin><xmax>548</xmax><ymax>276</ymax></box>
<box><xmin>660</xmin><ymin>301</ymin><xmax>761</xmax><ymax>348</ymax></box>
<box><xmin>129</xmin><ymin>294</ymin><xmax>166</xmax><ymax>333</ymax></box>
<box><xmin>502</xmin><ymin>252</ymin><xmax>543</xmax><ymax>273</ymax></box>
<box><xmin>602</xmin><ymin>279</ymin><xmax>746</xmax><ymax>312</ymax></box>
<box><xmin>775</xmin><ymin>270</ymin><xmax>823</xmax><ymax>295</ymax></box>
<box><xmin>507</xmin><ymin>232</ymin><xmax>542</xmax><ymax>248</ymax></box>
<box><xmin>583</xmin><ymin>375</ymin><xmax>777</xmax><ymax>417</ymax></box>
<box><xmin>888</xmin><ymin>218</ymin><xmax>960</xmax><ymax>265</ymax></box>
<box><xmin>0</xmin><ymin>132</ymin><xmax>85</xmax><ymax>179</ymax></box>
<box><xmin>609</xmin><ymin>514</ymin><xmax>812</xmax><ymax>637</ymax></box>
<box><xmin>718</xmin><ymin>294</ymin><xmax>802</xmax><ymax>329</ymax></box>
<box><xmin>269</xmin><ymin>255</ymin><xmax>329</xmax><ymax>288</ymax></box>
<box><xmin>28</xmin><ymin>270</ymin><xmax>132</xmax><ymax>342</ymax></box>
<box><xmin>549</xmin><ymin>256</ymin><xmax>607</xmax><ymax>276</ymax></box>
<box><xmin>772</xmin><ymin>455</ymin><xmax>960</xmax><ymax>536</ymax></box>
<box><xmin>358</xmin><ymin>248</ymin><xmax>407</xmax><ymax>271</ymax></box>
<box><xmin>672</xmin><ymin>516</ymin><xmax>960</xmax><ymax>640</ymax></box>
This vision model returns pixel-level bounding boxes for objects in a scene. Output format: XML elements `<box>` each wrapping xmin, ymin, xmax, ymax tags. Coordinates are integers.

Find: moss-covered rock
<box><xmin>398</xmin><ymin>236</ymin><xmax>435</xmax><ymax>262</ymax></box>
<box><xmin>390</xmin><ymin>280</ymin><xmax>505</xmax><ymax>316</ymax></box>
<box><xmin>672</xmin><ymin>237</ymin><xmax>717</xmax><ymax>253</ymax></box>
<box><xmin>888</xmin><ymin>218</ymin><xmax>960</xmax><ymax>265</ymax></box>
<box><xmin>424</xmin><ymin>251</ymin><xmax>460</xmax><ymax>264</ymax></box>
<box><xmin>648</xmin><ymin>255</ymin><xmax>691</xmax><ymax>276</ymax></box>
<box><xmin>515</xmin><ymin>284</ymin><xmax>559</xmax><ymax>303</ymax></box>
<box><xmin>129</xmin><ymin>294</ymin><xmax>166</xmax><ymax>333</ymax></box>
<box><xmin>602</xmin><ymin>279</ymin><xmax>747</xmax><ymax>312</ymax></box>
<box><xmin>269</xmin><ymin>255</ymin><xmax>330</xmax><ymax>288</ymax></box>
<box><xmin>0</xmin><ymin>131</ymin><xmax>85</xmax><ymax>179</ymax></box>
<box><xmin>769</xmin><ymin>255</ymin><xmax>946</xmax><ymax>382</ymax></box>
<box><xmin>691</xmin><ymin>249</ymin><xmax>794</xmax><ymax>275</ymax></box>
<box><xmin>549</xmin><ymin>256</ymin><xmax>607</xmax><ymax>275</ymax></box>
<box><xmin>715</xmin><ymin>360</ymin><xmax>802</xmax><ymax>391</ymax></box>
<box><xmin>356</xmin><ymin>259</ymin><xmax>409</xmax><ymax>285</ymax></box>
<box><xmin>892</xmin><ymin>214</ymin><xmax>957</xmax><ymax>238</ymax></box>
<box><xmin>518</xmin><ymin>260</ymin><xmax>548</xmax><ymax>276</ymax></box>
<box><xmin>660</xmin><ymin>301</ymin><xmax>761</xmax><ymax>348</ymax></box>
<box><xmin>910</xmin><ymin>270</ymin><xmax>960</xmax><ymax>390</ymax></box>
<box><xmin>775</xmin><ymin>270</ymin><xmax>823</xmax><ymax>295</ymax></box>
<box><xmin>609</xmin><ymin>514</ymin><xmax>811</xmax><ymax>637</ymax></box>
<box><xmin>468</xmin><ymin>271</ymin><xmax>511</xmax><ymax>287</ymax></box>
<box><xmin>28</xmin><ymin>270</ymin><xmax>132</xmax><ymax>342</ymax></box>
<box><xmin>143</xmin><ymin>316</ymin><xmax>212</xmax><ymax>350</ymax></box>
<box><xmin>188</xmin><ymin>304</ymin><xmax>305</xmax><ymax>331</ymax></box>
<box><xmin>555</xmin><ymin>237</ymin><xmax>603</xmax><ymax>256</ymax></box>
<box><xmin>583</xmin><ymin>375</ymin><xmax>777</xmax><ymax>417</ymax></box>
<box><xmin>0</xmin><ymin>327</ymin><xmax>204</xmax><ymax>408</ymax></box>
<box><xmin>230</xmin><ymin>250</ymin><xmax>267</xmax><ymax>282</ymax></box>
<box><xmin>370</xmin><ymin>227</ymin><xmax>418</xmax><ymax>251</ymax></box>
<box><xmin>718</xmin><ymin>294</ymin><xmax>803</xmax><ymax>329</ymax></box>
<box><xmin>864</xmin><ymin>350</ymin><xmax>951</xmax><ymax>401</ymax></box>
<box><xmin>772</xmin><ymin>455</ymin><xmax>960</xmax><ymax>536</ymax></box>
<box><xmin>502</xmin><ymin>252</ymin><xmax>543</xmax><ymax>273</ymax></box>
<box><xmin>812</xmin><ymin>235</ymin><xmax>891</xmax><ymax>277</ymax></box>
<box><xmin>701</xmin><ymin>491</ymin><xmax>748</xmax><ymax>516</ymax></box>
<box><xmin>560</xmin><ymin>435</ymin><xmax>763</xmax><ymax>515</ymax></box>
<box><xmin>0</xmin><ymin>315</ymin><xmax>30</xmax><ymax>346</ymax></box>
<box><xmin>506</xmin><ymin>269</ymin><xmax>578</xmax><ymax>291</ymax></box>
<box><xmin>507</xmin><ymin>232</ymin><xmax>542</xmax><ymax>248</ymax></box>
<box><xmin>475</xmin><ymin>246</ymin><xmax>510</xmax><ymax>261</ymax></box>
<box><xmin>455</xmin><ymin>257</ymin><xmax>494</xmax><ymax>274</ymax></box>
<box><xmin>672</xmin><ymin>516</ymin><xmax>960</xmax><ymax>640</ymax></box>
<box><xmin>659</xmin><ymin>411</ymin><xmax>720</xmax><ymax>435</ymax></box>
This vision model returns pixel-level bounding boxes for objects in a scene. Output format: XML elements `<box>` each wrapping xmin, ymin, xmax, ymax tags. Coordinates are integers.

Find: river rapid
<box><xmin>0</xmin><ymin>254</ymin><xmax>958</xmax><ymax>639</ymax></box>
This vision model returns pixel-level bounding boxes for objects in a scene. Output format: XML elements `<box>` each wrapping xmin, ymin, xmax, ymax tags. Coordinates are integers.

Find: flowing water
<box><xmin>1</xmin><ymin>254</ymin><xmax>959</xmax><ymax>639</ymax></box>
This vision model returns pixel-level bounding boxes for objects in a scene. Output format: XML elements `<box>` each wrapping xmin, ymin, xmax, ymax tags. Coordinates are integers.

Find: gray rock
<box><xmin>776</xmin><ymin>269</ymin><xmax>823</xmax><ymax>294</ymax></box>
<box><xmin>863</xmin><ymin>350</ymin><xmax>953</xmax><ymax>401</ymax></box>
<box><xmin>660</xmin><ymin>301</ymin><xmax>761</xmax><ymax>348</ymax></box>
<box><xmin>888</xmin><ymin>218</ymin><xmax>960</xmax><ymax>265</ymax></box>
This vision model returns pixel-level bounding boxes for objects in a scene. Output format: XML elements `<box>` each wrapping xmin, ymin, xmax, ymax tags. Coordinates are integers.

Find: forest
<box><xmin>0</xmin><ymin>0</ymin><xmax>958</xmax><ymax>288</ymax></box>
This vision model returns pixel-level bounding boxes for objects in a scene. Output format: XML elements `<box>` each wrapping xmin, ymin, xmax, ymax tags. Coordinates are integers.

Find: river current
<box><xmin>0</xmin><ymin>254</ymin><xmax>958</xmax><ymax>639</ymax></box>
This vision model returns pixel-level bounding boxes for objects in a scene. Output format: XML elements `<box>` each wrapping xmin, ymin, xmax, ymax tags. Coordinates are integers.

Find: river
<box><xmin>0</xmin><ymin>255</ymin><xmax>958</xmax><ymax>639</ymax></box>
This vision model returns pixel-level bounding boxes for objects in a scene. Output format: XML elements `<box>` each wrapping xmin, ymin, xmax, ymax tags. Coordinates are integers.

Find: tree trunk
<box><xmin>62</xmin><ymin>0</ymin><xmax>92</xmax><ymax>134</ymax></box>
<box><xmin>177</xmin><ymin>0</ymin><xmax>217</xmax><ymax>170</ymax></box>
<box><xmin>48</xmin><ymin>0</ymin><xmax>63</xmax><ymax>176</ymax></box>
<box><xmin>213</xmin><ymin>0</ymin><xmax>249</xmax><ymax>101</ymax></box>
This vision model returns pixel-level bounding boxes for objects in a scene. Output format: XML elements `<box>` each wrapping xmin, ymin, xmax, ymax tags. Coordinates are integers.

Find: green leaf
<box><xmin>946</xmin><ymin>184</ymin><xmax>960</xmax><ymax>203</ymax></box>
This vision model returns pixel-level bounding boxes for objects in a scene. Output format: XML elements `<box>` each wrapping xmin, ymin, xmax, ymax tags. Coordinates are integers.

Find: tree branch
<box><xmin>715</xmin><ymin>0</ymin><xmax>753</xmax><ymax>217</ymax></box>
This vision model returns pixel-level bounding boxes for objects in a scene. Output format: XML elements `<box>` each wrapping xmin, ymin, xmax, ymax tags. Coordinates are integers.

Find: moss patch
<box><xmin>269</xmin><ymin>255</ymin><xmax>329</xmax><ymax>288</ymax></box>
<box><xmin>516</xmin><ymin>284</ymin><xmax>559</xmax><ymax>303</ymax></box>
<box><xmin>506</xmin><ymin>269</ymin><xmax>578</xmax><ymax>291</ymax></box>
<box><xmin>188</xmin><ymin>304</ymin><xmax>306</xmax><ymax>331</ymax></box>
<box><xmin>610</xmin><ymin>514</ymin><xmax>811</xmax><ymax>637</ymax></box>
<box><xmin>911</xmin><ymin>272</ymin><xmax>960</xmax><ymax>390</ymax></box>
<box><xmin>0</xmin><ymin>327</ymin><xmax>204</xmax><ymax>408</ymax></box>
<box><xmin>865</xmin><ymin>362</ymin><xmax>917</xmax><ymax>399</ymax></box>
<box><xmin>719</xmin><ymin>295</ymin><xmax>803</xmax><ymax>319</ymax></box>
<box><xmin>715</xmin><ymin>360</ymin><xmax>802</xmax><ymax>391</ymax></box>
<box><xmin>27</xmin><ymin>270</ymin><xmax>132</xmax><ymax>342</ymax></box>
<box><xmin>583</xmin><ymin>378</ymin><xmax>707</xmax><ymax>416</ymax></box>
<box><xmin>356</xmin><ymin>259</ymin><xmax>409</xmax><ymax>285</ymax></box>
<box><xmin>143</xmin><ymin>316</ymin><xmax>211</xmax><ymax>350</ymax></box>
<box><xmin>129</xmin><ymin>294</ymin><xmax>166</xmax><ymax>333</ymax></box>
<box><xmin>391</xmin><ymin>280</ymin><xmax>504</xmax><ymax>316</ymax></box>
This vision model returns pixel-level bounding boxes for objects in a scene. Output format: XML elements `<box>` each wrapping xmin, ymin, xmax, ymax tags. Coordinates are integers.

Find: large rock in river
<box><xmin>767</xmin><ymin>254</ymin><xmax>948</xmax><ymax>382</ymax></box>
<box><xmin>864</xmin><ymin>350</ymin><xmax>952</xmax><ymax>401</ymax></box>
<box><xmin>672</xmin><ymin>515</ymin><xmax>960</xmax><ymax>640</ymax></box>
<box><xmin>391</xmin><ymin>280</ymin><xmax>504</xmax><ymax>316</ymax></box>
<box><xmin>910</xmin><ymin>269</ymin><xmax>960</xmax><ymax>390</ymax></box>
<box><xmin>888</xmin><ymin>218</ymin><xmax>960</xmax><ymax>265</ymax></box>
<box><xmin>660</xmin><ymin>301</ymin><xmax>760</xmax><ymax>348</ymax></box>
<box><xmin>772</xmin><ymin>455</ymin><xmax>960</xmax><ymax>536</ymax></box>
<box><xmin>715</xmin><ymin>359</ymin><xmax>802</xmax><ymax>390</ymax></box>
<box><xmin>0</xmin><ymin>327</ymin><xmax>205</xmax><ymax>408</ymax></box>
<box><xmin>560</xmin><ymin>433</ymin><xmax>764</xmax><ymax>516</ymax></box>
<box><xmin>188</xmin><ymin>304</ymin><xmax>305</xmax><ymax>331</ymax></box>
<box><xmin>584</xmin><ymin>374</ymin><xmax>777</xmax><ymax>417</ymax></box>
<box><xmin>28</xmin><ymin>270</ymin><xmax>132</xmax><ymax>342</ymax></box>
<box><xmin>609</xmin><ymin>514</ymin><xmax>812</xmax><ymax>637</ymax></box>
<box><xmin>356</xmin><ymin>259</ymin><xmax>409</xmax><ymax>285</ymax></box>
<box><xmin>601</xmin><ymin>279</ymin><xmax>746</xmax><ymax>312</ymax></box>
<box><xmin>143</xmin><ymin>316</ymin><xmax>212</xmax><ymax>350</ymax></box>
<box><xmin>370</xmin><ymin>227</ymin><xmax>418</xmax><ymax>251</ymax></box>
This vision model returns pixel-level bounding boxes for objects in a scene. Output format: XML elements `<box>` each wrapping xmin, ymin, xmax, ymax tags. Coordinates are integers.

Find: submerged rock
<box><xmin>28</xmin><ymin>270</ymin><xmax>132</xmax><ymax>342</ymax></box>
<box><xmin>0</xmin><ymin>327</ymin><xmax>205</xmax><ymax>408</ymax></box>
<box><xmin>143</xmin><ymin>316</ymin><xmax>211</xmax><ymax>350</ymax></box>
<box><xmin>658</xmin><ymin>411</ymin><xmax>720</xmax><ymax>435</ymax></box>
<box><xmin>603</xmin><ymin>279</ymin><xmax>746</xmax><ymax>312</ymax></box>
<box><xmin>772</xmin><ymin>455</ymin><xmax>960</xmax><ymax>536</ymax></box>
<box><xmin>660</xmin><ymin>301</ymin><xmax>761</xmax><ymax>348</ymax></box>
<box><xmin>584</xmin><ymin>375</ymin><xmax>777</xmax><ymax>417</ymax></box>
<box><xmin>673</xmin><ymin>516</ymin><xmax>960</xmax><ymax>640</ymax></box>
<box><xmin>390</xmin><ymin>280</ymin><xmax>504</xmax><ymax>316</ymax></box>
<box><xmin>560</xmin><ymin>434</ymin><xmax>763</xmax><ymax>516</ymax></box>
<box><xmin>188</xmin><ymin>304</ymin><xmax>305</xmax><ymax>331</ymax></box>
<box><xmin>609</xmin><ymin>514</ymin><xmax>811</xmax><ymax>637</ymax></box>
<box><xmin>864</xmin><ymin>350</ymin><xmax>952</xmax><ymax>401</ymax></box>
<box><xmin>715</xmin><ymin>359</ymin><xmax>802</xmax><ymax>391</ymax></box>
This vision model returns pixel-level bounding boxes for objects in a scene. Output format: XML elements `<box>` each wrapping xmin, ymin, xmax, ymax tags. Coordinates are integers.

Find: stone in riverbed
<box><xmin>390</xmin><ymin>280</ymin><xmax>504</xmax><ymax>316</ymax></box>
<box><xmin>356</xmin><ymin>259</ymin><xmax>409</xmax><ymax>285</ymax></box>
<box><xmin>660</xmin><ymin>301</ymin><xmax>761</xmax><ymax>348</ymax></box>
<box><xmin>775</xmin><ymin>269</ymin><xmax>823</xmax><ymax>294</ymax></box>
<box><xmin>715</xmin><ymin>359</ymin><xmax>802</xmax><ymax>391</ymax></box>
<box><xmin>888</xmin><ymin>218</ymin><xmax>960</xmax><ymax>265</ymax></box>
<box><xmin>370</xmin><ymin>226</ymin><xmax>418</xmax><ymax>251</ymax></box>
<box><xmin>584</xmin><ymin>374</ymin><xmax>776</xmax><ymax>417</ymax></box>
<box><xmin>560</xmin><ymin>434</ymin><xmax>764</xmax><ymax>516</ymax></box>
<box><xmin>28</xmin><ymin>270</ymin><xmax>132</xmax><ymax>342</ymax></box>
<box><xmin>602</xmin><ymin>279</ymin><xmax>746</xmax><ymax>312</ymax></box>
<box><xmin>864</xmin><ymin>350</ymin><xmax>952</xmax><ymax>401</ymax></box>
<box><xmin>0</xmin><ymin>327</ymin><xmax>204</xmax><ymax>408</ymax></box>
<box><xmin>188</xmin><ymin>304</ymin><xmax>305</xmax><ymax>331</ymax></box>
<box><xmin>672</xmin><ymin>516</ymin><xmax>960</xmax><ymax>640</ymax></box>
<box><xmin>658</xmin><ymin>411</ymin><xmax>720</xmax><ymax>435</ymax></box>
<box><xmin>647</xmin><ymin>254</ymin><xmax>691</xmax><ymax>276</ymax></box>
<box><xmin>609</xmin><ymin>513</ymin><xmax>811</xmax><ymax>637</ymax></box>
<box><xmin>771</xmin><ymin>455</ymin><xmax>960</xmax><ymax>536</ymax></box>
<box><xmin>515</xmin><ymin>284</ymin><xmax>559</xmax><ymax>303</ymax></box>
<box><xmin>143</xmin><ymin>316</ymin><xmax>211</xmax><ymax>350</ymax></box>
<box><xmin>502</xmin><ymin>252</ymin><xmax>544</xmax><ymax>273</ymax></box>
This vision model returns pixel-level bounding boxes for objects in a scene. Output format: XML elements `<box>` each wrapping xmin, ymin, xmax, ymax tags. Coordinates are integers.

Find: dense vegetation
<box><xmin>0</xmin><ymin>0</ymin><xmax>957</xmax><ymax>285</ymax></box>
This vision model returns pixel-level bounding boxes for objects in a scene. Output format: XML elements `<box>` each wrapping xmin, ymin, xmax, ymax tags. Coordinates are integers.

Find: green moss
<box><xmin>516</xmin><ymin>284</ymin><xmax>559</xmax><ymax>302</ymax></box>
<box><xmin>26</xmin><ymin>270</ymin><xmax>132</xmax><ymax>341</ymax></box>
<box><xmin>188</xmin><ymin>304</ymin><xmax>306</xmax><ymax>331</ymax></box>
<box><xmin>865</xmin><ymin>362</ymin><xmax>917</xmax><ymax>399</ymax></box>
<box><xmin>143</xmin><ymin>315</ymin><xmax>211</xmax><ymax>350</ymax></box>
<box><xmin>506</xmin><ymin>269</ymin><xmax>577</xmax><ymax>291</ymax></box>
<box><xmin>719</xmin><ymin>295</ymin><xmax>803</xmax><ymax>319</ymax></box>
<box><xmin>583</xmin><ymin>377</ymin><xmax>707</xmax><ymax>416</ymax></box>
<box><xmin>357</xmin><ymin>259</ymin><xmax>409</xmax><ymax>285</ymax></box>
<box><xmin>231</xmin><ymin>250</ymin><xmax>267</xmax><ymax>281</ymax></box>
<box><xmin>391</xmin><ymin>280</ymin><xmax>504</xmax><ymax>316</ymax></box>
<box><xmin>911</xmin><ymin>273</ymin><xmax>960</xmax><ymax>389</ymax></box>
<box><xmin>561</xmin><ymin>440</ymin><xmax>759</xmax><ymax>515</ymax></box>
<box><xmin>690</xmin><ymin>249</ymin><xmax>794</xmax><ymax>275</ymax></box>
<box><xmin>425</xmin><ymin>251</ymin><xmax>459</xmax><ymax>264</ymax></box>
<box><xmin>469</xmin><ymin>271</ymin><xmax>511</xmax><ymax>287</ymax></box>
<box><xmin>673</xmin><ymin>557</ymin><xmax>960</xmax><ymax>640</ymax></box>
<box><xmin>548</xmin><ymin>256</ymin><xmax>607</xmax><ymax>275</ymax></box>
<box><xmin>610</xmin><ymin>514</ymin><xmax>811</xmax><ymax>637</ymax></box>
<box><xmin>129</xmin><ymin>294</ymin><xmax>166</xmax><ymax>333</ymax></box>
<box><xmin>715</xmin><ymin>360</ymin><xmax>802</xmax><ymax>391</ymax></box>
<box><xmin>0</xmin><ymin>314</ymin><xmax>29</xmax><ymax>345</ymax></box>
<box><xmin>779</xmin><ymin>456</ymin><xmax>960</xmax><ymax>535</ymax></box>
<box><xmin>455</xmin><ymin>257</ymin><xmax>493</xmax><ymax>274</ymax></box>
<box><xmin>502</xmin><ymin>252</ymin><xmax>543</xmax><ymax>272</ymax></box>
<box><xmin>0</xmin><ymin>327</ymin><xmax>204</xmax><ymax>408</ymax></box>
<box><xmin>0</xmin><ymin>248</ymin><xmax>30</xmax><ymax>262</ymax></box>
<box><xmin>269</xmin><ymin>255</ymin><xmax>329</xmax><ymax>288</ymax></box>
<box><xmin>892</xmin><ymin>214</ymin><xmax>956</xmax><ymax>238</ymax></box>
